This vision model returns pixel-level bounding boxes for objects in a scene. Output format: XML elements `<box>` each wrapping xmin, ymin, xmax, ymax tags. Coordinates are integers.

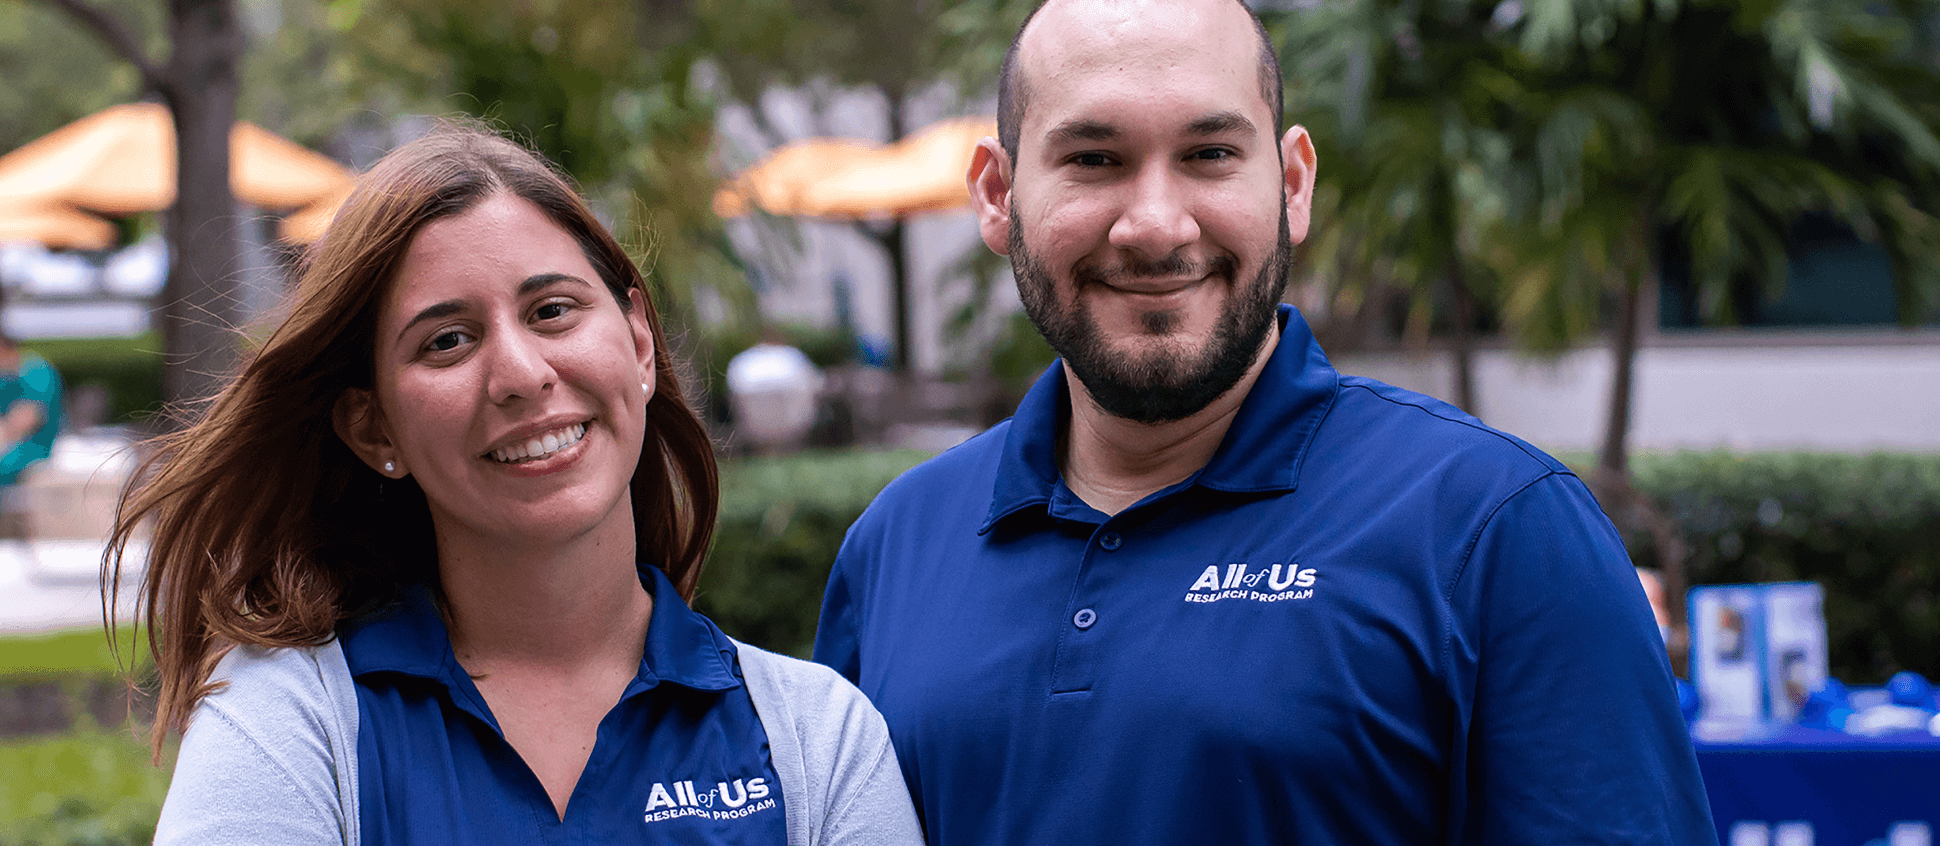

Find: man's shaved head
<box><xmin>996</xmin><ymin>0</ymin><xmax>1284</xmax><ymax>164</ymax></box>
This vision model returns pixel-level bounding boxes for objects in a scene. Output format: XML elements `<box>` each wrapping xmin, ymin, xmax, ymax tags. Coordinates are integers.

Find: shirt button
<box><xmin>1073</xmin><ymin>608</ymin><xmax>1097</xmax><ymax>629</ymax></box>
<box><xmin>1098</xmin><ymin>533</ymin><xmax>1122</xmax><ymax>551</ymax></box>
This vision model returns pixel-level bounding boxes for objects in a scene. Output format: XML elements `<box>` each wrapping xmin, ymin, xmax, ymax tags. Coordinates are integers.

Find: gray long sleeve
<box><xmin>152</xmin><ymin>642</ymin><xmax>360</xmax><ymax>846</ymax></box>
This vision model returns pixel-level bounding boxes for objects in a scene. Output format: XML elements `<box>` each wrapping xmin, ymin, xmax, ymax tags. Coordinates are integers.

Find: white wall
<box><xmin>1335</xmin><ymin>330</ymin><xmax>1940</xmax><ymax>454</ymax></box>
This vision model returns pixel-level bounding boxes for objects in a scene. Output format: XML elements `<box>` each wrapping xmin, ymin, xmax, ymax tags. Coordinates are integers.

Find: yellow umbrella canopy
<box><xmin>713</xmin><ymin>138</ymin><xmax>883</xmax><ymax>218</ymax></box>
<box><xmin>0</xmin><ymin>202</ymin><xmax>116</xmax><ymax>250</ymax></box>
<box><xmin>0</xmin><ymin>103</ymin><xmax>352</xmax><ymax>225</ymax></box>
<box><xmin>278</xmin><ymin>182</ymin><xmax>353</xmax><ymax>245</ymax></box>
<box><xmin>715</xmin><ymin>117</ymin><xmax>997</xmax><ymax>219</ymax></box>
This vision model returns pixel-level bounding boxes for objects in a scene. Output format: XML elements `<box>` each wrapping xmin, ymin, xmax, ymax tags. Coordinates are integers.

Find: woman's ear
<box><xmin>333</xmin><ymin>388</ymin><xmax>404</xmax><ymax>477</ymax></box>
<box><xmin>627</xmin><ymin>287</ymin><xmax>657</xmax><ymax>402</ymax></box>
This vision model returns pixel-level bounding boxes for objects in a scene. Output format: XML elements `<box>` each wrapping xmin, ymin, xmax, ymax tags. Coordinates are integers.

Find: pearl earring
<box><xmin>383</xmin><ymin>461</ymin><xmax>395</xmax><ymax>474</ymax></box>
<box><xmin>642</xmin><ymin>382</ymin><xmax>650</xmax><ymax>395</ymax></box>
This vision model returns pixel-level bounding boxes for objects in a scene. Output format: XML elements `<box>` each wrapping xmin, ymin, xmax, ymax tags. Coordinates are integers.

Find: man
<box><xmin>814</xmin><ymin>0</ymin><xmax>1716</xmax><ymax>842</ymax></box>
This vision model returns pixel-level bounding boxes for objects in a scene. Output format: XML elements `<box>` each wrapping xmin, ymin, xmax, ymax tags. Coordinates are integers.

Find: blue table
<box><xmin>1695</xmin><ymin>726</ymin><xmax>1940</xmax><ymax>846</ymax></box>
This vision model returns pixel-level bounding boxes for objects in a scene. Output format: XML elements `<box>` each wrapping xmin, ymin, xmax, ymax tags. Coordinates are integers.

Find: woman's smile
<box><xmin>487</xmin><ymin>421</ymin><xmax>589</xmax><ymax>465</ymax></box>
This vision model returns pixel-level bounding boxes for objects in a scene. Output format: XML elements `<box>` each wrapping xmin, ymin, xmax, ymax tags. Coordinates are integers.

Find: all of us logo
<box><xmin>642</xmin><ymin>777</ymin><xmax>776</xmax><ymax>824</ymax></box>
<box><xmin>1184</xmin><ymin>562</ymin><xmax>1317</xmax><ymax>604</ymax></box>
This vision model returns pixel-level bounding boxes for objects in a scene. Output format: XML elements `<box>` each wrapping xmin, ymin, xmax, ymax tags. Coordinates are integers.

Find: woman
<box><xmin>107</xmin><ymin>126</ymin><xmax>922</xmax><ymax>844</ymax></box>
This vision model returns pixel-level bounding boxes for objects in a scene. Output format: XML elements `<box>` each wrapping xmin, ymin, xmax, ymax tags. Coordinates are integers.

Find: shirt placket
<box><xmin>1048</xmin><ymin>521</ymin><xmax>1124</xmax><ymax>695</ymax></box>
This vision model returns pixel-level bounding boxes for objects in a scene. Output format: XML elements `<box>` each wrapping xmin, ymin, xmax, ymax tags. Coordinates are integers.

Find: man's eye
<box><xmin>426</xmin><ymin>330</ymin><xmax>471</xmax><ymax>352</ymax></box>
<box><xmin>1192</xmin><ymin>148</ymin><xmax>1235</xmax><ymax>162</ymax></box>
<box><xmin>1072</xmin><ymin>152</ymin><xmax>1114</xmax><ymax>168</ymax></box>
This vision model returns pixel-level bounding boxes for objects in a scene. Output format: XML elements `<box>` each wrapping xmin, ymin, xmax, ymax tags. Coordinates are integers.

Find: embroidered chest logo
<box><xmin>1183</xmin><ymin>562</ymin><xmax>1317</xmax><ymax>604</ymax></box>
<box><xmin>642</xmin><ymin>776</ymin><xmax>776</xmax><ymax>824</ymax></box>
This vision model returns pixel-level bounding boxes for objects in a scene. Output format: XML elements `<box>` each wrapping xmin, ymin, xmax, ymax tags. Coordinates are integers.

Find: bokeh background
<box><xmin>1</xmin><ymin>0</ymin><xmax>1938</xmax><ymax>841</ymax></box>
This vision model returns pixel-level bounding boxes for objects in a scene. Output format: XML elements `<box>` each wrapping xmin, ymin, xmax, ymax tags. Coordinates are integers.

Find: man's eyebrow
<box><xmin>1045</xmin><ymin>119</ymin><xmax>1119</xmax><ymax>146</ymax></box>
<box><xmin>1044</xmin><ymin>112</ymin><xmax>1257</xmax><ymax>147</ymax></box>
<box><xmin>1186</xmin><ymin>111</ymin><xmax>1255</xmax><ymax>137</ymax></box>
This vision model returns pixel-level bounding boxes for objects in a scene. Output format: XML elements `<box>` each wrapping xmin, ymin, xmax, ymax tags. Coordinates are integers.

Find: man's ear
<box><xmin>1280</xmin><ymin>125</ymin><xmax>1318</xmax><ymax>244</ymax></box>
<box><xmin>967</xmin><ymin>136</ymin><xmax>1014</xmax><ymax>256</ymax></box>
<box><xmin>332</xmin><ymin>388</ymin><xmax>402</xmax><ymax>477</ymax></box>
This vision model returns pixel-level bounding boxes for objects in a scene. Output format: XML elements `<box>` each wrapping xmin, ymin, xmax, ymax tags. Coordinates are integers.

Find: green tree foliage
<box><xmin>1276</xmin><ymin>1</ymin><xmax>1940</xmax><ymax>659</ymax></box>
<box><xmin>0</xmin><ymin>0</ymin><xmax>159</xmax><ymax>155</ymax></box>
<box><xmin>319</xmin><ymin>0</ymin><xmax>757</xmax><ymax>347</ymax></box>
<box><xmin>1500</xmin><ymin>0</ymin><xmax>1940</xmax><ymax>485</ymax></box>
<box><xmin>1276</xmin><ymin>0</ymin><xmax>1524</xmax><ymax>415</ymax></box>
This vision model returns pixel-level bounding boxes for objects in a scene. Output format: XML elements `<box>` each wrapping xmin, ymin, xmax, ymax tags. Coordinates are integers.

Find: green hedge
<box><xmin>693</xmin><ymin>449</ymin><xmax>929</xmax><ymax>657</ymax></box>
<box><xmin>1629</xmin><ymin>451</ymin><xmax>1940</xmax><ymax>685</ymax></box>
<box><xmin>694</xmin><ymin>447</ymin><xmax>1940</xmax><ymax>683</ymax></box>
<box><xmin>20</xmin><ymin>334</ymin><xmax>165</xmax><ymax>427</ymax></box>
<box><xmin>0</xmin><ymin>729</ymin><xmax>164</xmax><ymax>846</ymax></box>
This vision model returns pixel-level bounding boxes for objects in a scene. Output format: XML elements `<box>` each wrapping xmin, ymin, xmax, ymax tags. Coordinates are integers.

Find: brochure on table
<box><xmin>1690</xmin><ymin>582</ymin><xmax>1829</xmax><ymax>730</ymax></box>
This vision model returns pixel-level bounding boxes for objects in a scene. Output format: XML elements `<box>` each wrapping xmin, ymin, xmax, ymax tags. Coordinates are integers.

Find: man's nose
<box><xmin>1108</xmin><ymin>165</ymin><xmax>1201</xmax><ymax>261</ymax></box>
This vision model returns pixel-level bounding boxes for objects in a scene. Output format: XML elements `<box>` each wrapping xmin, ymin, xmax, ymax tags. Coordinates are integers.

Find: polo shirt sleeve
<box><xmin>155</xmin><ymin>646</ymin><xmax>351</xmax><ymax>845</ymax></box>
<box><xmin>1448</xmin><ymin>472</ymin><xmax>1716</xmax><ymax>845</ymax></box>
<box><xmin>813</xmin><ymin>537</ymin><xmax>865</xmax><ymax>685</ymax></box>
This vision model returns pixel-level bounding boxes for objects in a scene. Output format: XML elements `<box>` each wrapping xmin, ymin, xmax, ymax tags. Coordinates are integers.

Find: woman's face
<box><xmin>340</xmin><ymin>192</ymin><xmax>656</xmax><ymax>553</ymax></box>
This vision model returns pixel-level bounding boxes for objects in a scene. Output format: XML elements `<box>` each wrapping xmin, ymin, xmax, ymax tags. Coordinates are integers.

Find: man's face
<box><xmin>1009</xmin><ymin>207</ymin><xmax>1290</xmax><ymax>423</ymax></box>
<box><xmin>988</xmin><ymin>0</ymin><xmax>1311</xmax><ymax>423</ymax></box>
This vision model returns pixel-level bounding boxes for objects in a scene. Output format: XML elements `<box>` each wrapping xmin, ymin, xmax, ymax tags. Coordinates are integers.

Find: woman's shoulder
<box><xmin>730</xmin><ymin>640</ymin><xmax>857</xmax><ymax>705</ymax></box>
<box><xmin>195</xmin><ymin>641</ymin><xmax>357</xmax><ymax>740</ymax></box>
<box><xmin>157</xmin><ymin>641</ymin><xmax>360</xmax><ymax>844</ymax></box>
<box><xmin>730</xmin><ymin>638</ymin><xmax>888</xmax><ymax>744</ymax></box>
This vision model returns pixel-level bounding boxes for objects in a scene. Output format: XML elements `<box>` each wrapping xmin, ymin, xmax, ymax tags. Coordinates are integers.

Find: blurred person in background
<box><xmin>108</xmin><ymin>126</ymin><xmax>919</xmax><ymax>845</ymax></box>
<box><xmin>0</xmin><ymin>332</ymin><xmax>63</xmax><ymax>538</ymax></box>
<box><xmin>814</xmin><ymin>0</ymin><xmax>1715</xmax><ymax>843</ymax></box>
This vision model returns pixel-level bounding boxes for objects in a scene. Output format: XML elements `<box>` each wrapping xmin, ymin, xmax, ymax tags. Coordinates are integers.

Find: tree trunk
<box><xmin>160</xmin><ymin>0</ymin><xmax>243</xmax><ymax>410</ymax></box>
<box><xmin>1444</xmin><ymin>253</ymin><xmax>1478</xmax><ymax>417</ymax></box>
<box><xmin>882</xmin><ymin>89</ymin><xmax>913</xmax><ymax>373</ymax></box>
<box><xmin>1597</xmin><ymin>273</ymin><xmax>1642</xmax><ymax>484</ymax></box>
<box><xmin>1589</xmin><ymin>265</ymin><xmax>1690</xmax><ymax>677</ymax></box>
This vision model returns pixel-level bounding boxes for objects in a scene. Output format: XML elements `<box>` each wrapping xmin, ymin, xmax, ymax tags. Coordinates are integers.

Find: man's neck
<box><xmin>1059</xmin><ymin>321</ymin><xmax>1279</xmax><ymax>516</ymax></box>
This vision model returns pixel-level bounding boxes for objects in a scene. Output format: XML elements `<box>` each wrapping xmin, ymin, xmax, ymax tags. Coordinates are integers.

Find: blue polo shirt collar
<box><xmin>340</xmin><ymin>565</ymin><xmax>741</xmax><ymax>724</ymax></box>
<box><xmin>982</xmin><ymin>304</ymin><xmax>1338</xmax><ymax>532</ymax></box>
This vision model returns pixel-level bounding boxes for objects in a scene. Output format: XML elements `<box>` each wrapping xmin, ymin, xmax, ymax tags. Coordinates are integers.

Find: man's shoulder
<box><xmin>1319</xmin><ymin>374</ymin><xmax>1572</xmax><ymax>490</ymax></box>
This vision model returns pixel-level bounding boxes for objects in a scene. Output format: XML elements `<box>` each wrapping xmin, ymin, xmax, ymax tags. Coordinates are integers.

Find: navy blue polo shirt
<box><xmin>341</xmin><ymin>565</ymin><xmax>785</xmax><ymax>843</ymax></box>
<box><xmin>816</xmin><ymin>305</ymin><xmax>1715</xmax><ymax>845</ymax></box>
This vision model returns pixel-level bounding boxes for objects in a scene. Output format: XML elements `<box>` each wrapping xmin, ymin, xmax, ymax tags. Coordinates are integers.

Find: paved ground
<box><xmin>0</xmin><ymin>538</ymin><xmax>142</xmax><ymax>633</ymax></box>
<box><xmin>0</xmin><ymin>431</ymin><xmax>145</xmax><ymax>634</ymax></box>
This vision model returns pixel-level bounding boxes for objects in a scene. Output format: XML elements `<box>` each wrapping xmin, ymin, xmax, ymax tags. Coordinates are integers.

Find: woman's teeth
<box><xmin>490</xmin><ymin>423</ymin><xmax>587</xmax><ymax>464</ymax></box>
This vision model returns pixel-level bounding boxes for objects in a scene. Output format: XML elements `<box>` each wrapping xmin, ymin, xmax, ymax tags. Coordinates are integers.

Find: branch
<box><xmin>38</xmin><ymin>0</ymin><xmax>168</xmax><ymax>95</ymax></box>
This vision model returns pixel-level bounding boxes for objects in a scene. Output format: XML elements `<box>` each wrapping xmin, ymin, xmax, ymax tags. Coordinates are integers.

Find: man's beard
<box><xmin>1009</xmin><ymin>206</ymin><xmax>1291</xmax><ymax>424</ymax></box>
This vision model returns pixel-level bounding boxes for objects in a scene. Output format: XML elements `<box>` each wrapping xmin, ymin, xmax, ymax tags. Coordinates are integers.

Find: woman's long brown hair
<box><xmin>103</xmin><ymin>126</ymin><xmax>719</xmax><ymax>757</ymax></box>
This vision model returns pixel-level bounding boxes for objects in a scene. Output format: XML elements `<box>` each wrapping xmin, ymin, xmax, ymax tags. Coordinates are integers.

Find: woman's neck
<box><xmin>433</xmin><ymin>505</ymin><xmax>652</xmax><ymax>673</ymax></box>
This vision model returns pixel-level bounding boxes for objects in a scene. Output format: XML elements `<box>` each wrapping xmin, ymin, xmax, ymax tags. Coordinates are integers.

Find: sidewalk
<box><xmin>0</xmin><ymin>430</ymin><xmax>144</xmax><ymax>634</ymax></box>
<box><xmin>0</xmin><ymin>539</ymin><xmax>142</xmax><ymax>633</ymax></box>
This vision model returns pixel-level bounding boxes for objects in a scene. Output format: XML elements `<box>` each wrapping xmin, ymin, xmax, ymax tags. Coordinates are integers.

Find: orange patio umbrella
<box><xmin>0</xmin><ymin>202</ymin><xmax>116</xmax><ymax>251</ymax></box>
<box><xmin>714</xmin><ymin>117</ymin><xmax>996</xmax><ymax>220</ymax></box>
<box><xmin>278</xmin><ymin>182</ymin><xmax>353</xmax><ymax>245</ymax></box>
<box><xmin>0</xmin><ymin>102</ymin><xmax>352</xmax><ymax>243</ymax></box>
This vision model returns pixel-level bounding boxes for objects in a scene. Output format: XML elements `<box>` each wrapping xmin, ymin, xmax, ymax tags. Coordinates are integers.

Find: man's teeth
<box><xmin>490</xmin><ymin>423</ymin><xmax>587</xmax><ymax>464</ymax></box>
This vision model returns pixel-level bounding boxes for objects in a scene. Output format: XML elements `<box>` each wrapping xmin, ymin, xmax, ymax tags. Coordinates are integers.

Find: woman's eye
<box><xmin>534</xmin><ymin>302</ymin><xmax>572</xmax><ymax>322</ymax></box>
<box><xmin>426</xmin><ymin>330</ymin><xmax>471</xmax><ymax>353</ymax></box>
